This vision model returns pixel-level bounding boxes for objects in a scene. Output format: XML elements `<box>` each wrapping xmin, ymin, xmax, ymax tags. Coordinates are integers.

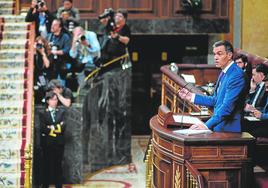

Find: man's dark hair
<box><xmin>234</xmin><ymin>54</ymin><xmax>248</xmax><ymax>64</ymax></box>
<box><xmin>117</xmin><ymin>8</ymin><xmax>128</xmax><ymax>20</ymax></box>
<box><xmin>63</xmin><ymin>0</ymin><xmax>73</xmax><ymax>3</ymax></box>
<box><xmin>45</xmin><ymin>90</ymin><xmax>57</xmax><ymax>101</ymax></box>
<box><xmin>255</xmin><ymin>64</ymin><xmax>268</xmax><ymax>76</ymax></box>
<box><xmin>53</xmin><ymin>18</ymin><xmax>64</xmax><ymax>29</ymax></box>
<box><xmin>47</xmin><ymin>79</ymin><xmax>63</xmax><ymax>91</ymax></box>
<box><xmin>213</xmin><ymin>40</ymin><xmax>234</xmax><ymax>54</ymax></box>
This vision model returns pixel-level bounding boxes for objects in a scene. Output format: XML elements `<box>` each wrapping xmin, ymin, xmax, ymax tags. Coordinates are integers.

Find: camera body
<box><xmin>35</xmin><ymin>0</ymin><xmax>45</xmax><ymax>9</ymax></box>
<box><xmin>98</xmin><ymin>8</ymin><xmax>114</xmax><ymax>20</ymax></box>
<box><xmin>36</xmin><ymin>43</ymin><xmax>43</xmax><ymax>49</ymax></box>
<box><xmin>49</xmin><ymin>42</ymin><xmax>58</xmax><ymax>59</ymax></box>
<box><xmin>99</xmin><ymin>8</ymin><xmax>116</xmax><ymax>32</ymax></box>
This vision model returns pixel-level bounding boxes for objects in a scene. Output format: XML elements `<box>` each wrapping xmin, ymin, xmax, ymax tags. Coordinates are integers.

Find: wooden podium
<box><xmin>145</xmin><ymin>64</ymin><xmax>255</xmax><ymax>188</ymax></box>
<box><xmin>150</xmin><ymin>115</ymin><xmax>254</xmax><ymax>188</ymax></box>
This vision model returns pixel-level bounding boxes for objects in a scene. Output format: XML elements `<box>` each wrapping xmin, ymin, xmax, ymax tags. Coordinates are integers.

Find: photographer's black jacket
<box><xmin>25</xmin><ymin>8</ymin><xmax>55</xmax><ymax>36</ymax></box>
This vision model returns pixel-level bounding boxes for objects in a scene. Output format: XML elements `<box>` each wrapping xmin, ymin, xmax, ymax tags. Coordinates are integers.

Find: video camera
<box><xmin>35</xmin><ymin>0</ymin><xmax>45</xmax><ymax>9</ymax></box>
<box><xmin>98</xmin><ymin>8</ymin><xmax>116</xmax><ymax>32</ymax></box>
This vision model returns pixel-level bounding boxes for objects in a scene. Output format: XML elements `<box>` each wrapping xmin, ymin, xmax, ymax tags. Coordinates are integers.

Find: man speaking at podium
<box><xmin>179</xmin><ymin>40</ymin><xmax>246</xmax><ymax>132</ymax></box>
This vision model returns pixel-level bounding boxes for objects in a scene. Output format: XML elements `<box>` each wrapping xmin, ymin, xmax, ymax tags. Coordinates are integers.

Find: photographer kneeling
<box><xmin>69</xmin><ymin>26</ymin><xmax>100</xmax><ymax>85</ymax></box>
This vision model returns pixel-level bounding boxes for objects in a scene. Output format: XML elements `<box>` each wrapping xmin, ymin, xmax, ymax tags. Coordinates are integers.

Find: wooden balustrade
<box><xmin>24</xmin><ymin>22</ymin><xmax>35</xmax><ymax>188</ymax></box>
<box><xmin>15</xmin><ymin>0</ymin><xmax>20</xmax><ymax>15</ymax></box>
<box><xmin>185</xmin><ymin>161</ymin><xmax>204</xmax><ymax>188</ymax></box>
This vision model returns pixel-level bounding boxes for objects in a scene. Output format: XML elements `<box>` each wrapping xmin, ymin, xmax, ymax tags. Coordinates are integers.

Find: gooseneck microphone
<box><xmin>178</xmin><ymin>82</ymin><xmax>194</xmax><ymax>128</ymax></box>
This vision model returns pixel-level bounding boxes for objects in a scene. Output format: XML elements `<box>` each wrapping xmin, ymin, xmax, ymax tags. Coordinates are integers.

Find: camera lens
<box><xmin>36</xmin><ymin>43</ymin><xmax>43</xmax><ymax>49</ymax></box>
<box><xmin>80</xmin><ymin>35</ymin><xmax>86</xmax><ymax>41</ymax></box>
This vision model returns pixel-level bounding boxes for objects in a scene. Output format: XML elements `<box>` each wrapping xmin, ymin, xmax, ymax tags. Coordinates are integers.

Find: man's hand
<box><xmin>189</xmin><ymin>123</ymin><xmax>208</xmax><ymax>130</ymax></box>
<box><xmin>31</xmin><ymin>0</ymin><xmax>37</xmax><ymax>8</ymax></box>
<box><xmin>253</xmin><ymin>110</ymin><xmax>262</xmax><ymax>119</ymax></box>
<box><xmin>178</xmin><ymin>88</ymin><xmax>192</xmax><ymax>101</ymax></box>
<box><xmin>110</xmin><ymin>31</ymin><xmax>119</xmax><ymax>39</ymax></box>
<box><xmin>244</xmin><ymin>104</ymin><xmax>256</xmax><ymax>112</ymax></box>
<box><xmin>53</xmin><ymin>88</ymin><xmax>61</xmax><ymax>95</ymax></box>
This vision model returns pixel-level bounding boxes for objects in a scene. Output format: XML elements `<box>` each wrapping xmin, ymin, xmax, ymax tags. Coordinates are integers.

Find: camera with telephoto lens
<box><xmin>76</xmin><ymin>35</ymin><xmax>86</xmax><ymax>46</ymax></box>
<box><xmin>98</xmin><ymin>8</ymin><xmax>116</xmax><ymax>32</ymax></box>
<box><xmin>78</xmin><ymin>35</ymin><xmax>86</xmax><ymax>42</ymax></box>
<box><xmin>35</xmin><ymin>0</ymin><xmax>45</xmax><ymax>9</ymax></box>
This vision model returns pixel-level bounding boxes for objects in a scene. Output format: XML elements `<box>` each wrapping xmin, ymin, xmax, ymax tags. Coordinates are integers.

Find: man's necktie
<box><xmin>216</xmin><ymin>71</ymin><xmax>225</xmax><ymax>93</ymax></box>
<box><xmin>51</xmin><ymin>110</ymin><xmax>56</xmax><ymax>122</ymax></box>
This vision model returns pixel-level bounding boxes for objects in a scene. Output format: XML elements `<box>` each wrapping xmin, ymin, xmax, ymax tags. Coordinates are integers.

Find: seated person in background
<box><xmin>39</xmin><ymin>91</ymin><xmax>66</xmax><ymax>188</ymax></box>
<box><xmin>56</xmin><ymin>0</ymin><xmax>80</xmax><ymax>22</ymax></box>
<box><xmin>243</xmin><ymin>77</ymin><xmax>268</xmax><ymax>138</ymax></box>
<box><xmin>234</xmin><ymin>54</ymin><xmax>252</xmax><ymax>93</ymax></box>
<box><xmin>69</xmin><ymin>26</ymin><xmax>100</xmax><ymax>85</ymax></box>
<box><xmin>98</xmin><ymin>8</ymin><xmax>131</xmax><ymax>65</ymax></box>
<box><xmin>244</xmin><ymin>64</ymin><xmax>268</xmax><ymax>112</ymax></box>
<box><xmin>46</xmin><ymin>79</ymin><xmax>73</xmax><ymax>107</ymax></box>
<box><xmin>47</xmin><ymin>19</ymin><xmax>71</xmax><ymax>86</ymax></box>
<box><xmin>25</xmin><ymin>0</ymin><xmax>55</xmax><ymax>38</ymax></box>
<box><xmin>60</xmin><ymin>10</ymin><xmax>79</xmax><ymax>33</ymax></box>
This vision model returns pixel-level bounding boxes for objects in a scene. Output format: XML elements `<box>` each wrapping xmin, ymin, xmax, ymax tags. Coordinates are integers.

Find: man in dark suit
<box><xmin>244</xmin><ymin>64</ymin><xmax>268</xmax><ymax>112</ymax></box>
<box><xmin>244</xmin><ymin>77</ymin><xmax>268</xmax><ymax>138</ymax></box>
<box><xmin>39</xmin><ymin>91</ymin><xmax>66</xmax><ymax>188</ymax></box>
<box><xmin>179</xmin><ymin>40</ymin><xmax>246</xmax><ymax>132</ymax></box>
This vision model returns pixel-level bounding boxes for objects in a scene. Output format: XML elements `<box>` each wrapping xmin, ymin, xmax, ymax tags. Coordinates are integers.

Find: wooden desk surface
<box><xmin>150</xmin><ymin>115</ymin><xmax>255</xmax><ymax>146</ymax></box>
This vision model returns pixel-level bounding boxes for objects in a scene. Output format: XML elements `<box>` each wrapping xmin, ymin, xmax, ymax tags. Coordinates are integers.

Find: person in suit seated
<box><xmin>234</xmin><ymin>54</ymin><xmax>252</xmax><ymax>94</ymax></box>
<box><xmin>39</xmin><ymin>91</ymin><xmax>67</xmax><ymax>188</ymax></box>
<box><xmin>178</xmin><ymin>40</ymin><xmax>247</xmax><ymax>132</ymax></box>
<box><xmin>244</xmin><ymin>64</ymin><xmax>268</xmax><ymax>112</ymax></box>
<box><xmin>243</xmin><ymin>77</ymin><xmax>268</xmax><ymax>138</ymax></box>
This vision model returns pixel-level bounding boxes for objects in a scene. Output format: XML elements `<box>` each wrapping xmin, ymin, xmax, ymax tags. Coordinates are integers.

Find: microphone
<box><xmin>178</xmin><ymin>82</ymin><xmax>194</xmax><ymax>129</ymax></box>
<box><xmin>169</xmin><ymin>62</ymin><xmax>178</xmax><ymax>74</ymax></box>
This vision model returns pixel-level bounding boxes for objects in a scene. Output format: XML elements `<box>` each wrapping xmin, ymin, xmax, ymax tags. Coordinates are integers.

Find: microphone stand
<box><xmin>178</xmin><ymin>82</ymin><xmax>194</xmax><ymax>129</ymax></box>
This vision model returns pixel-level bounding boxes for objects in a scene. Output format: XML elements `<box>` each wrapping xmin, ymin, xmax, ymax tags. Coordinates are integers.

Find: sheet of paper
<box><xmin>173</xmin><ymin>115</ymin><xmax>203</xmax><ymax>125</ymax></box>
<box><xmin>173</xmin><ymin>129</ymin><xmax>212</xmax><ymax>136</ymax></box>
<box><xmin>244</xmin><ymin>116</ymin><xmax>260</xmax><ymax>121</ymax></box>
<box><xmin>190</xmin><ymin>111</ymin><xmax>210</xmax><ymax>116</ymax></box>
<box><xmin>181</xmin><ymin>74</ymin><xmax>196</xmax><ymax>84</ymax></box>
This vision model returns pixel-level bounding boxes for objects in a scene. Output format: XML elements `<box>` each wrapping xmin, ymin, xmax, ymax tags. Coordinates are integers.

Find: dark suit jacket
<box><xmin>194</xmin><ymin>63</ymin><xmax>246</xmax><ymax>132</ymax></box>
<box><xmin>25</xmin><ymin>8</ymin><xmax>55</xmax><ymax>36</ymax></box>
<box><xmin>39</xmin><ymin>107</ymin><xmax>66</xmax><ymax>146</ymax></box>
<box><xmin>248</xmin><ymin>83</ymin><xmax>267</xmax><ymax>109</ymax></box>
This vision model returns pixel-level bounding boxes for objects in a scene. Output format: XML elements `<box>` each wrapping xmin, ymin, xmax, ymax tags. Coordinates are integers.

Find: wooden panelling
<box><xmin>21</xmin><ymin>0</ymin><xmax>229</xmax><ymax>20</ymax></box>
<box><xmin>173</xmin><ymin>144</ymin><xmax>184</xmax><ymax>157</ymax></box>
<box><xmin>192</xmin><ymin>147</ymin><xmax>219</xmax><ymax>158</ymax></box>
<box><xmin>73</xmin><ymin>0</ymin><xmax>100</xmax><ymax>19</ymax></box>
<box><xmin>172</xmin><ymin>0</ymin><xmax>228</xmax><ymax>19</ymax></box>
<box><xmin>150</xmin><ymin>115</ymin><xmax>254</xmax><ymax>188</ymax></box>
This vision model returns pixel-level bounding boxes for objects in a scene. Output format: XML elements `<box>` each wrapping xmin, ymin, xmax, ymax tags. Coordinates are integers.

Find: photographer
<box><xmin>34</xmin><ymin>36</ymin><xmax>56</xmax><ymax>104</ymax></box>
<box><xmin>25</xmin><ymin>0</ymin><xmax>55</xmax><ymax>38</ymax></box>
<box><xmin>47</xmin><ymin>19</ymin><xmax>71</xmax><ymax>87</ymax></box>
<box><xmin>56</xmin><ymin>0</ymin><xmax>80</xmax><ymax>22</ymax></box>
<box><xmin>69</xmin><ymin>26</ymin><xmax>100</xmax><ymax>85</ymax></box>
<box><xmin>60</xmin><ymin>10</ymin><xmax>79</xmax><ymax>34</ymax></box>
<box><xmin>46</xmin><ymin>79</ymin><xmax>73</xmax><ymax>107</ymax></box>
<box><xmin>99</xmin><ymin>8</ymin><xmax>131</xmax><ymax>66</ymax></box>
